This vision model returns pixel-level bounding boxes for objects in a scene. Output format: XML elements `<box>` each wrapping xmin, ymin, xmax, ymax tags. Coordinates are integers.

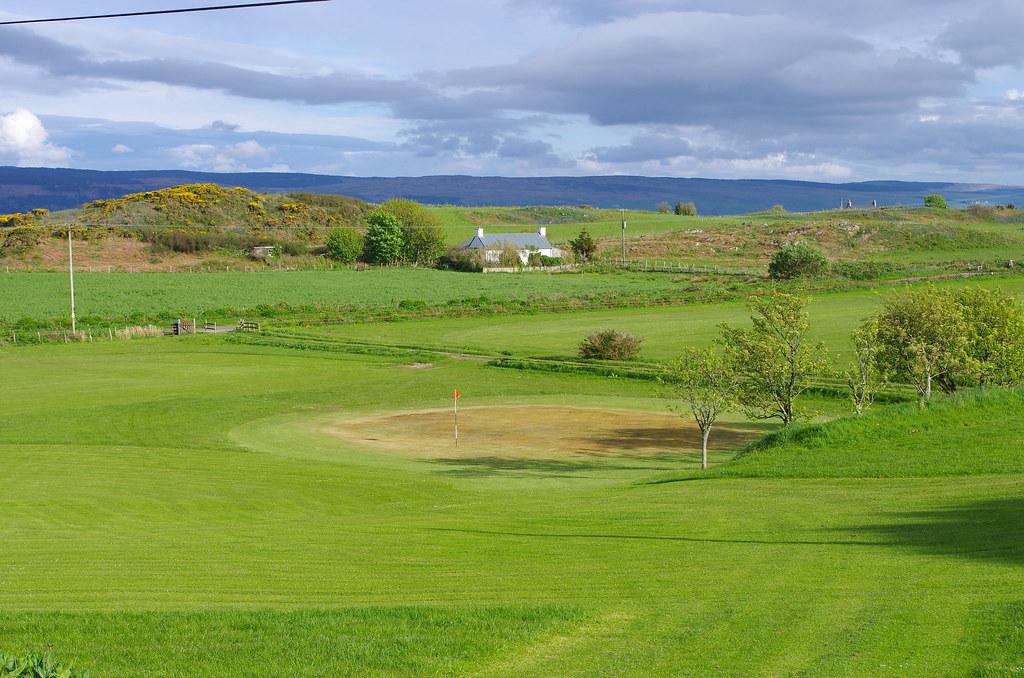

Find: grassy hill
<box><xmin>716</xmin><ymin>389</ymin><xmax>1024</xmax><ymax>478</ymax></box>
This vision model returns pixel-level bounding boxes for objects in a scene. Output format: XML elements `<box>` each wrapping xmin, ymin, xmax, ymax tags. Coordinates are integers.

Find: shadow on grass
<box><xmin>588</xmin><ymin>423</ymin><xmax>769</xmax><ymax>452</ymax></box>
<box><xmin>425</xmin><ymin>526</ymin><xmax>878</xmax><ymax>547</ymax></box>
<box><xmin>427</xmin><ymin>455</ymin><xmax>687</xmax><ymax>478</ymax></box>
<box><xmin>835</xmin><ymin>497</ymin><xmax>1024</xmax><ymax>566</ymax></box>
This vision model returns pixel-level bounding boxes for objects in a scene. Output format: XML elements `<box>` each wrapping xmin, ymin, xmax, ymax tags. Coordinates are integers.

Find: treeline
<box><xmin>662</xmin><ymin>287</ymin><xmax>1024</xmax><ymax>468</ymax></box>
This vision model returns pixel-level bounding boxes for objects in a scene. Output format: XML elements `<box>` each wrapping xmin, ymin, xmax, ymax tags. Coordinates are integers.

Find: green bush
<box><xmin>675</xmin><ymin>201</ymin><xmax>698</xmax><ymax>216</ymax></box>
<box><xmin>578</xmin><ymin>329</ymin><xmax>643</xmax><ymax>360</ymax></box>
<box><xmin>362</xmin><ymin>211</ymin><xmax>404</xmax><ymax>265</ymax></box>
<box><xmin>141</xmin><ymin>228</ymin><xmax>256</xmax><ymax>254</ymax></box>
<box><xmin>0</xmin><ymin>226</ymin><xmax>45</xmax><ymax>253</ymax></box>
<box><xmin>324</xmin><ymin>228</ymin><xmax>363</xmax><ymax>263</ymax></box>
<box><xmin>924</xmin><ymin>194</ymin><xmax>949</xmax><ymax>209</ymax></box>
<box><xmin>1</xmin><ymin>649</ymin><xmax>89</xmax><ymax>677</ymax></box>
<box><xmin>768</xmin><ymin>244</ymin><xmax>830</xmax><ymax>280</ymax></box>
<box><xmin>569</xmin><ymin>229</ymin><xmax>596</xmax><ymax>262</ymax></box>
<box><xmin>439</xmin><ymin>248</ymin><xmax>484</xmax><ymax>272</ymax></box>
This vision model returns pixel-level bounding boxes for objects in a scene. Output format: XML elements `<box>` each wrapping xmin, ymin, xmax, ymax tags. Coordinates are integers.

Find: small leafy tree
<box><xmin>923</xmin><ymin>194</ymin><xmax>948</xmax><ymax>209</ymax></box>
<box><xmin>847</xmin><ymin>318</ymin><xmax>885</xmax><ymax>416</ymax></box>
<box><xmin>657</xmin><ymin>201</ymin><xmax>672</xmax><ymax>214</ymax></box>
<box><xmin>675</xmin><ymin>201</ymin><xmax>697</xmax><ymax>216</ymax></box>
<box><xmin>569</xmin><ymin>229</ymin><xmax>597</xmax><ymax>262</ymax></box>
<box><xmin>378</xmin><ymin>199</ymin><xmax>445</xmax><ymax>265</ymax></box>
<box><xmin>953</xmin><ymin>287</ymin><xmax>1024</xmax><ymax>387</ymax></box>
<box><xmin>362</xmin><ymin>210</ymin><xmax>405</xmax><ymax>265</ymax></box>
<box><xmin>666</xmin><ymin>347</ymin><xmax>737</xmax><ymax>469</ymax></box>
<box><xmin>324</xmin><ymin>227</ymin><xmax>363</xmax><ymax>263</ymax></box>
<box><xmin>719</xmin><ymin>291</ymin><xmax>827</xmax><ymax>426</ymax></box>
<box><xmin>872</xmin><ymin>286</ymin><xmax>970</xmax><ymax>402</ymax></box>
<box><xmin>402</xmin><ymin>224</ymin><xmax>446</xmax><ymax>266</ymax></box>
<box><xmin>579</xmin><ymin>329</ymin><xmax>642</xmax><ymax>360</ymax></box>
<box><xmin>768</xmin><ymin>244</ymin><xmax>830</xmax><ymax>280</ymax></box>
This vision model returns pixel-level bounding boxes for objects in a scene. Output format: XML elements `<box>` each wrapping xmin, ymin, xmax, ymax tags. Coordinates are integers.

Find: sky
<box><xmin>1</xmin><ymin>0</ymin><xmax>1024</xmax><ymax>183</ymax></box>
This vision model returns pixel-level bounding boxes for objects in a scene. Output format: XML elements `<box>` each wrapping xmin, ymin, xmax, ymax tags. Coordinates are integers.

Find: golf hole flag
<box><xmin>453</xmin><ymin>389</ymin><xmax>461</xmax><ymax>445</ymax></box>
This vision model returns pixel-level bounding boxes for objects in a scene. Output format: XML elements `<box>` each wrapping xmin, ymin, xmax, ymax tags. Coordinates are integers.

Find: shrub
<box><xmin>657</xmin><ymin>201</ymin><xmax>672</xmax><ymax>214</ymax></box>
<box><xmin>439</xmin><ymin>248</ymin><xmax>484</xmax><ymax>272</ymax></box>
<box><xmin>141</xmin><ymin>228</ymin><xmax>256</xmax><ymax>254</ymax></box>
<box><xmin>362</xmin><ymin>210</ymin><xmax>404</xmax><ymax>264</ymax></box>
<box><xmin>924</xmin><ymin>194</ymin><xmax>949</xmax><ymax>209</ymax></box>
<box><xmin>768</xmin><ymin>244</ymin><xmax>830</xmax><ymax>280</ymax></box>
<box><xmin>401</xmin><ymin>224</ymin><xmax>446</xmax><ymax>266</ymax></box>
<box><xmin>0</xmin><ymin>649</ymin><xmax>89</xmax><ymax>677</ymax></box>
<box><xmin>766</xmin><ymin>204</ymin><xmax>787</xmax><ymax>214</ymax></box>
<box><xmin>675</xmin><ymin>201</ymin><xmax>698</xmax><ymax>216</ymax></box>
<box><xmin>497</xmin><ymin>242</ymin><xmax>523</xmax><ymax>268</ymax></box>
<box><xmin>324</xmin><ymin>227</ymin><xmax>363</xmax><ymax>263</ymax></box>
<box><xmin>0</xmin><ymin>226</ymin><xmax>45</xmax><ymax>253</ymax></box>
<box><xmin>965</xmin><ymin>204</ymin><xmax>996</xmax><ymax>220</ymax></box>
<box><xmin>578</xmin><ymin>329</ymin><xmax>642</xmax><ymax>360</ymax></box>
<box><xmin>539</xmin><ymin>255</ymin><xmax>562</xmax><ymax>266</ymax></box>
<box><xmin>277</xmin><ymin>240</ymin><xmax>308</xmax><ymax>256</ymax></box>
<box><xmin>569</xmin><ymin>229</ymin><xmax>596</xmax><ymax>262</ymax></box>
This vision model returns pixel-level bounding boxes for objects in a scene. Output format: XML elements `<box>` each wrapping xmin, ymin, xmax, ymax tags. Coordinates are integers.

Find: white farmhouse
<box><xmin>458</xmin><ymin>226</ymin><xmax>563</xmax><ymax>265</ymax></box>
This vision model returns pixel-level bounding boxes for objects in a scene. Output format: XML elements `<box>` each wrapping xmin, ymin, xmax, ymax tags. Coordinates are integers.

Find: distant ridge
<box><xmin>1</xmin><ymin>166</ymin><xmax>1022</xmax><ymax>215</ymax></box>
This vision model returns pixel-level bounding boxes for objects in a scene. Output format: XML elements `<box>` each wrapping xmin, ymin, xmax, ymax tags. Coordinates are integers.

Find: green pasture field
<box><xmin>430</xmin><ymin>206</ymin><xmax>732</xmax><ymax>244</ymax></box>
<box><xmin>1</xmin><ymin>327</ymin><xmax>1023</xmax><ymax>676</ymax></box>
<box><xmin>0</xmin><ymin>268</ymin><xmax>713</xmax><ymax>326</ymax></box>
<box><xmin>291</xmin><ymin>275</ymin><xmax>1024</xmax><ymax>364</ymax></box>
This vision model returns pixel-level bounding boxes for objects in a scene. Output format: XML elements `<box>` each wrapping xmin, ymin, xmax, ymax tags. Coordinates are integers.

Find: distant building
<box><xmin>248</xmin><ymin>245</ymin><xmax>275</xmax><ymax>259</ymax></box>
<box><xmin>458</xmin><ymin>226</ymin><xmax>563</xmax><ymax>265</ymax></box>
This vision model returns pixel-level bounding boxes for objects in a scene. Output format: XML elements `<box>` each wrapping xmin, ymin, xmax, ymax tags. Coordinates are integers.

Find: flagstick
<box><xmin>454</xmin><ymin>392</ymin><xmax>459</xmax><ymax>447</ymax></box>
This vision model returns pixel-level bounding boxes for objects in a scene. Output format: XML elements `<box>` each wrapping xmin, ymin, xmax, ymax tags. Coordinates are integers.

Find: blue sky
<box><xmin>1</xmin><ymin>0</ymin><xmax>1024</xmax><ymax>182</ymax></box>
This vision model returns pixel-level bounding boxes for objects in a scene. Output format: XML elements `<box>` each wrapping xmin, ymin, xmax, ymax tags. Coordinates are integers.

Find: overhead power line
<box><xmin>0</xmin><ymin>0</ymin><xmax>330</xmax><ymax>26</ymax></box>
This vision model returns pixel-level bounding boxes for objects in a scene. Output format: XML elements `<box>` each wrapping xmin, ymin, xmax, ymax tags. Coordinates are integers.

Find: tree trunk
<box><xmin>924</xmin><ymin>371</ymin><xmax>932</xmax><ymax>402</ymax></box>
<box><xmin>700</xmin><ymin>427</ymin><xmax>711</xmax><ymax>470</ymax></box>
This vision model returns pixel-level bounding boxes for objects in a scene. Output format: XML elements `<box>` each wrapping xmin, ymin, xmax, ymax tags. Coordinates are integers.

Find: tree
<box><xmin>952</xmin><ymin>287</ymin><xmax>1024</xmax><ymax>387</ymax></box>
<box><xmin>846</xmin><ymin>317</ymin><xmax>885</xmax><ymax>416</ymax></box>
<box><xmin>380</xmin><ymin>198</ymin><xmax>445</xmax><ymax>265</ymax></box>
<box><xmin>923</xmin><ymin>194</ymin><xmax>948</xmax><ymax>209</ymax></box>
<box><xmin>871</xmin><ymin>287</ymin><xmax>970</xmax><ymax>402</ymax></box>
<box><xmin>657</xmin><ymin>201</ymin><xmax>672</xmax><ymax>214</ymax></box>
<box><xmin>768</xmin><ymin>244</ymin><xmax>830</xmax><ymax>280</ymax></box>
<box><xmin>324</xmin><ymin>227</ymin><xmax>363</xmax><ymax>263</ymax></box>
<box><xmin>666</xmin><ymin>347</ymin><xmax>737</xmax><ymax>469</ymax></box>
<box><xmin>401</xmin><ymin>224</ymin><xmax>446</xmax><ymax>266</ymax></box>
<box><xmin>569</xmin><ymin>229</ymin><xmax>596</xmax><ymax>262</ymax></box>
<box><xmin>719</xmin><ymin>291</ymin><xmax>826</xmax><ymax>426</ymax></box>
<box><xmin>362</xmin><ymin>210</ymin><xmax>405</xmax><ymax>265</ymax></box>
<box><xmin>675</xmin><ymin>201</ymin><xmax>697</xmax><ymax>216</ymax></box>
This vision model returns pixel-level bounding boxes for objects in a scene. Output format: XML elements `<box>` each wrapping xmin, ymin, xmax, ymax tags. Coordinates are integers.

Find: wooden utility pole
<box><xmin>620</xmin><ymin>209</ymin><xmax>627</xmax><ymax>265</ymax></box>
<box><xmin>68</xmin><ymin>228</ymin><xmax>77</xmax><ymax>333</ymax></box>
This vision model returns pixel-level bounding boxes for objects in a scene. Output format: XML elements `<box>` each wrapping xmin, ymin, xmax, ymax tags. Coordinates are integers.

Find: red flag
<box><xmin>454</xmin><ymin>389</ymin><xmax>461</xmax><ymax>400</ymax></box>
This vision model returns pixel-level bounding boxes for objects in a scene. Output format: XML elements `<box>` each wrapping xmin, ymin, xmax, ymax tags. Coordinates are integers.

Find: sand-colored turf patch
<box><xmin>325</xmin><ymin>406</ymin><xmax>762</xmax><ymax>460</ymax></box>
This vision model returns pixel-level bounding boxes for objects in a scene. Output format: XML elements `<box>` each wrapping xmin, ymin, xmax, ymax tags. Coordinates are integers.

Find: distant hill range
<box><xmin>2</xmin><ymin>166</ymin><xmax>1023</xmax><ymax>215</ymax></box>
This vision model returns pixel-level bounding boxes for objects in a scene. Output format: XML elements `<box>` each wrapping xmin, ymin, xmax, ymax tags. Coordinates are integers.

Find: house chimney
<box><xmin>476</xmin><ymin>227</ymin><xmax>485</xmax><ymax>238</ymax></box>
<box><xmin>538</xmin><ymin>226</ymin><xmax>547</xmax><ymax>237</ymax></box>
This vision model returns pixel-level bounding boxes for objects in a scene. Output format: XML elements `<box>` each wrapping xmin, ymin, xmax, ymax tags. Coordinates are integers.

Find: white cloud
<box><xmin>170</xmin><ymin>139</ymin><xmax>274</xmax><ymax>172</ymax></box>
<box><xmin>0</xmin><ymin>108</ymin><xmax>70</xmax><ymax>166</ymax></box>
<box><xmin>111</xmin><ymin>143</ymin><xmax>133</xmax><ymax>153</ymax></box>
<box><xmin>1007</xmin><ymin>89</ymin><xmax>1024</xmax><ymax>101</ymax></box>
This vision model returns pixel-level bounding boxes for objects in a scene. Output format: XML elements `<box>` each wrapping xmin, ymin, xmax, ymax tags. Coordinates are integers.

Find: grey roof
<box><xmin>459</xmin><ymin>232</ymin><xmax>553</xmax><ymax>250</ymax></box>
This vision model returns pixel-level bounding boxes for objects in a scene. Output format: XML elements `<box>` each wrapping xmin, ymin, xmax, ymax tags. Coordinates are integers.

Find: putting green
<box><xmin>325</xmin><ymin>405</ymin><xmax>764</xmax><ymax>460</ymax></box>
